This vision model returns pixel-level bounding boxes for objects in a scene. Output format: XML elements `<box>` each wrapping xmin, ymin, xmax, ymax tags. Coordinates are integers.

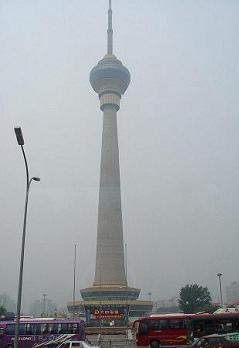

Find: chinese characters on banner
<box><xmin>92</xmin><ymin>309</ymin><xmax>123</xmax><ymax>319</ymax></box>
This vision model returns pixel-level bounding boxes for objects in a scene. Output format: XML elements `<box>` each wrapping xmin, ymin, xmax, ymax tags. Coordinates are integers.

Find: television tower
<box><xmin>77</xmin><ymin>1</ymin><xmax>153</xmax><ymax>324</ymax></box>
<box><xmin>89</xmin><ymin>0</ymin><xmax>130</xmax><ymax>287</ymax></box>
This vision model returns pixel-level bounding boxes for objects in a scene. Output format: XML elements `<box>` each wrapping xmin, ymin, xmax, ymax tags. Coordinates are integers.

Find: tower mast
<box><xmin>107</xmin><ymin>0</ymin><xmax>113</xmax><ymax>54</ymax></box>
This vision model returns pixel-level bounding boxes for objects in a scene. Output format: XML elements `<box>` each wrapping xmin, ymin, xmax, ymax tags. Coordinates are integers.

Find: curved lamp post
<box><xmin>217</xmin><ymin>272</ymin><xmax>223</xmax><ymax>307</ymax></box>
<box><xmin>73</xmin><ymin>243</ymin><xmax>77</xmax><ymax>318</ymax></box>
<box><xmin>14</xmin><ymin>127</ymin><xmax>40</xmax><ymax>348</ymax></box>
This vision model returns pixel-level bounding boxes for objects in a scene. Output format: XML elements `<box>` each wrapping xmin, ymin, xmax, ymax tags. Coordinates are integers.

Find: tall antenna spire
<box><xmin>107</xmin><ymin>0</ymin><xmax>113</xmax><ymax>54</ymax></box>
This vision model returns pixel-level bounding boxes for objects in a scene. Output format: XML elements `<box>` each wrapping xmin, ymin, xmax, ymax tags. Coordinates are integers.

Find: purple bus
<box><xmin>0</xmin><ymin>319</ymin><xmax>85</xmax><ymax>348</ymax></box>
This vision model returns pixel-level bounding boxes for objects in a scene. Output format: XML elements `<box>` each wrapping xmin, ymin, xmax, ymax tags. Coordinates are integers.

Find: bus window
<box><xmin>68</xmin><ymin>323</ymin><xmax>79</xmax><ymax>334</ymax></box>
<box><xmin>48</xmin><ymin>323</ymin><xmax>58</xmax><ymax>335</ymax></box>
<box><xmin>159</xmin><ymin>320</ymin><xmax>169</xmax><ymax>329</ymax></box>
<box><xmin>31</xmin><ymin>323</ymin><xmax>41</xmax><ymax>335</ymax></box>
<box><xmin>150</xmin><ymin>320</ymin><xmax>160</xmax><ymax>330</ymax></box>
<box><xmin>233</xmin><ymin>319</ymin><xmax>239</xmax><ymax>332</ymax></box>
<box><xmin>58</xmin><ymin>323</ymin><xmax>67</xmax><ymax>334</ymax></box>
<box><xmin>6</xmin><ymin>325</ymin><xmax>15</xmax><ymax>335</ymax></box>
<box><xmin>19</xmin><ymin>324</ymin><xmax>26</xmax><ymax>335</ymax></box>
<box><xmin>41</xmin><ymin>323</ymin><xmax>48</xmax><ymax>335</ymax></box>
<box><xmin>224</xmin><ymin>322</ymin><xmax>233</xmax><ymax>333</ymax></box>
<box><xmin>6</xmin><ymin>324</ymin><xmax>25</xmax><ymax>335</ymax></box>
<box><xmin>139</xmin><ymin>321</ymin><xmax>149</xmax><ymax>335</ymax></box>
<box><xmin>198</xmin><ymin>320</ymin><xmax>214</xmax><ymax>336</ymax></box>
<box><xmin>169</xmin><ymin>320</ymin><xmax>185</xmax><ymax>329</ymax></box>
<box><xmin>26</xmin><ymin>324</ymin><xmax>33</xmax><ymax>335</ymax></box>
<box><xmin>48</xmin><ymin>324</ymin><xmax>54</xmax><ymax>334</ymax></box>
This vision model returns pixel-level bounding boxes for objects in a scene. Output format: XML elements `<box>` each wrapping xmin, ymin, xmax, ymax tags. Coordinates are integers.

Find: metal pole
<box><xmin>148</xmin><ymin>292</ymin><xmax>152</xmax><ymax>301</ymax></box>
<box><xmin>125</xmin><ymin>243</ymin><xmax>127</xmax><ymax>285</ymax></box>
<box><xmin>14</xmin><ymin>128</ymin><xmax>40</xmax><ymax>348</ymax></box>
<box><xmin>125</xmin><ymin>243</ymin><xmax>129</xmax><ymax>337</ymax></box>
<box><xmin>217</xmin><ymin>273</ymin><xmax>223</xmax><ymax>307</ymax></box>
<box><xmin>43</xmin><ymin>294</ymin><xmax>47</xmax><ymax>316</ymax></box>
<box><xmin>73</xmin><ymin>243</ymin><xmax>77</xmax><ymax>317</ymax></box>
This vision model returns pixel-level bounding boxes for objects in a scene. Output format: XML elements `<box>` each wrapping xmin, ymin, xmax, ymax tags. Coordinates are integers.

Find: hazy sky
<box><xmin>0</xmin><ymin>0</ymin><xmax>239</xmax><ymax>312</ymax></box>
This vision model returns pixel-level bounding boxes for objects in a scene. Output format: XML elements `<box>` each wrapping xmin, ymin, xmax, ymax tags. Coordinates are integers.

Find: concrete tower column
<box><xmin>94</xmin><ymin>104</ymin><xmax>126</xmax><ymax>286</ymax></box>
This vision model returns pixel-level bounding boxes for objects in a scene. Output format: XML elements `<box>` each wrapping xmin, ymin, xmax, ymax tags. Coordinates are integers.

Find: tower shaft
<box><xmin>94</xmin><ymin>105</ymin><xmax>126</xmax><ymax>286</ymax></box>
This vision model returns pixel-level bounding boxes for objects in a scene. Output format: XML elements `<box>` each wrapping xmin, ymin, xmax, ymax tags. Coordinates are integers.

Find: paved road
<box><xmin>87</xmin><ymin>336</ymin><xmax>184</xmax><ymax>348</ymax></box>
<box><xmin>87</xmin><ymin>335</ymin><xmax>135</xmax><ymax>348</ymax></box>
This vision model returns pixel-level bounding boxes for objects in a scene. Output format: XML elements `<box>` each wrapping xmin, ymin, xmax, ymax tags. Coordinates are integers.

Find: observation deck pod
<box><xmin>90</xmin><ymin>54</ymin><xmax>130</xmax><ymax>110</ymax></box>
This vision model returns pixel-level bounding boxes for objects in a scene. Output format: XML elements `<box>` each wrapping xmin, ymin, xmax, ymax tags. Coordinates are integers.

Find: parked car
<box><xmin>57</xmin><ymin>341</ymin><xmax>99</xmax><ymax>348</ymax></box>
<box><xmin>191</xmin><ymin>334</ymin><xmax>239</xmax><ymax>348</ymax></box>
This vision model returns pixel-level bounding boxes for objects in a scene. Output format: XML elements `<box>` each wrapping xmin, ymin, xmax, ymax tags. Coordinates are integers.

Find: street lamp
<box><xmin>148</xmin><ymin>292</ymin><xmax>152</xmax><ymax>301</ymax></box>
<box><xmin>73</xmin><ymin>243</ymin><xmax>77</xmax><ymax>318</ymax></box>
<box><xmin>14</xmin><ymin>127</ymin><xmax>40</xmax><ymax>348</ymax></box>
<box><xmin>43</xmin><ymin>294</ymin><xmax>47</xmax><ymax>317</ymax></box>
<box><xmin>217</xmin><ymin>272</ymin><xmax>223</xmax><ymax>307</ymax></box>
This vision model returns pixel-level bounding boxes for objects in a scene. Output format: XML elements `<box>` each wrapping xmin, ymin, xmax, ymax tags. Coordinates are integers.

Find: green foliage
<box><xmin>202</xmin><ymin>303</ymin><xmax>220</xmax><ymax>314</ymax></box>
<box><xmin>0</xmin><ymin>306</ymin><xmax>7</xmax><ymax>317</ymax></box>
<box><xmin>178</xmin><ymin>283</ymin><xmax>212</xmax><ymax>313</ymax></box>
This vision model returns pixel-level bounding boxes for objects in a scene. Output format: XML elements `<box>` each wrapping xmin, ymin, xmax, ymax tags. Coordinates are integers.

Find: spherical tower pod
<box><xmin>90</xmin><ymin>54</ymin><xmax>131</xmax><ymax>99</ymax></box>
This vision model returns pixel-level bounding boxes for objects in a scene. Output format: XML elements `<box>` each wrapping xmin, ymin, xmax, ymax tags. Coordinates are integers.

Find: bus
<box><xmin>133</xmin><ymin>313</ymin><xmax>193</xmax><ymax>347</ymax></box>
<box><xmin>133</xmin><ymin>313</ymin><xmax>239</xmax><ymax>347</ymax></box>
<box><xmin>191</xmin><ymin>313</ymin><xmax>239</xmax><ymax>339</ymax></box>
<box><xmin>0</xmin><ymin>319</ymin><xmax>85</xmax><ymax>348</ymax></box>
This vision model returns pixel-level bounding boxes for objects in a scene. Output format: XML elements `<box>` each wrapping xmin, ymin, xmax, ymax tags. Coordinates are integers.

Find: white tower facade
<box><xmin>81</xmin><ymin>0</ymin><xmax>140</xmax><ymax>304</ymax></box>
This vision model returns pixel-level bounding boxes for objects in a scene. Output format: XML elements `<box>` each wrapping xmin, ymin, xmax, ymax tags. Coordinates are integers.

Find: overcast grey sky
<box><xmin>0</xmin><ymin>0</ymin><xmax>239</xmax><ymax>312</ymax></box>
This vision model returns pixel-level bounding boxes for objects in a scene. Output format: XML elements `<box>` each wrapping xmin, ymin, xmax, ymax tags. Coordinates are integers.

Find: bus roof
<box><xmin>193</xmin><ymin>312</ymin><xmax>239</xmax><ymax>320</ymax></box>
<box><xmin>133</xmin><ymin>311</ymin><xmax>239</xmax><ymax>324</ymax></box>
<box><xmin>136</xmin><ymin>313</ymin><xmax>195</xmax><ymax>321</ymax></box>
<box><xmin>0</xmin><ymin>319</ymin><xmax>83</xmax><ymax>325</ymax></box>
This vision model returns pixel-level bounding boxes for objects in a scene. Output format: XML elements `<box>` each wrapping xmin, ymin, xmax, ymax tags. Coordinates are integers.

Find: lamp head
<box><xmin>14</xmin><ymin>127</ymin><xmax>24</xmax><ymax>145</ymax></box>
<box><xmin>32</xmin><ymin>177</ymin><xmax>40</xmax><ymax>182</ymax></box>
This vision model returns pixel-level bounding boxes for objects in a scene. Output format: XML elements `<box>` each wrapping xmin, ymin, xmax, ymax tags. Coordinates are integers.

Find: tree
<box><xmin>0</xmin><ymin>306</ymin><xmax>7</xmax><ymax>317</ymax></box>
<box><xmin>178</xmin><ymin>283</ymin><xmax>212</xmax><ymax>313</ymax></box>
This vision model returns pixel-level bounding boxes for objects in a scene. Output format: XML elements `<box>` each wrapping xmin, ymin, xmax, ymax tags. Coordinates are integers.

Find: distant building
<box><xmin>0</xmin><ymin>294</ymin><xmax>16</xmax><ymax>312</ymax></box>
<box><xmin>155</xmin><ymin>297</ymin><xmax>179</xmax><ymax>313</ymax></box>
<box><xmin>226</xmin><ymin>281</ymin><xmax>239</xmax><ymax>305</ymax></box>
<box><xmin>29</xmin><ymin>299</ymin><xmax>57</xmax><ymax>317</ymax></box>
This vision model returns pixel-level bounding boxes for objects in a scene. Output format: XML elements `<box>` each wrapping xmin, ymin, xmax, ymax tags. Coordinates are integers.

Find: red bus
<box><xmin>133</xmin><ymin>313</ymin><xmax>193</xmax><ymax>347</ymax></box>
<box><xmin>191</xmin><ymin>313</ymin><xmax>239</xmax><ymax>339</ymax></box>
<box><xmin>134</xmin><ymin>312</ymin><xmax>239</xmax><ymax>347</ymax></box>
<box><xmin>0</xmin><ymin>318</ymin><xmax>85</xmax><ymax>348</ymax></box>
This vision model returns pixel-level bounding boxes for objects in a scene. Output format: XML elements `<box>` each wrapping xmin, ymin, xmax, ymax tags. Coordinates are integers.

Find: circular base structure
<box><xmin>67</xmin><ymin>298</ymin><xmax>153</xmax><ymax>327</ymax></box>
<box><xmin>80</xmin><ymin>285</ymin><xmax>140</xmax><ymax>301</ymax></box>
<box><xmin>67</xmin><ymin>286</ymin><xmax>152</xmax><ymax>327</ymax></box>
